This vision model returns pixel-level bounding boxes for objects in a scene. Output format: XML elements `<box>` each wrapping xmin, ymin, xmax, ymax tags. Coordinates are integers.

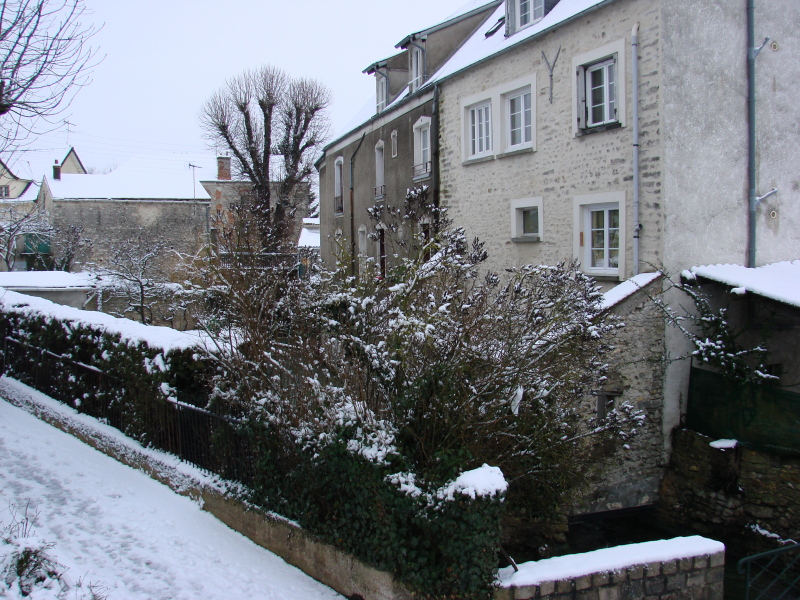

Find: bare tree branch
<box><xmin>199</xmin><ymin>65</ymin><xmax>330</xmax><ymax>250</ymax></box>
<box><xmin>0</xmin><ymin>0</ymin><xmax>101</xmax><ymax>154</ymax></box>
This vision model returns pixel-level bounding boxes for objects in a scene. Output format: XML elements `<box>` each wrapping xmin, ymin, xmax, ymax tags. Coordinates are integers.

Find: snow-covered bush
<box><xmin>1</xmin><ymin>504</ymin><xmax>106</xmax><ymax>600</ymax></box>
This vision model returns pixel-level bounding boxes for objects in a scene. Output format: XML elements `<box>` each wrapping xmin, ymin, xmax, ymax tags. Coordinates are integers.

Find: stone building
<box><xmin>318</xmin><ymin>0</ymin><xmax>800</xmax><ymax>518</ymax></box>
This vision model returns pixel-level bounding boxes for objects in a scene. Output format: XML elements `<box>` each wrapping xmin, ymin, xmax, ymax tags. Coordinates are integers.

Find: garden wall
<box><xmin>496</xmin><ymin>537</ymin><xmax>725</xmax><ymax>600</ymax></box>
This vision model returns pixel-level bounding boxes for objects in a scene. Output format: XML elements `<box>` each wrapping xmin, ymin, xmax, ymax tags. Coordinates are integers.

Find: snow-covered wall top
<box><xmin>0</xmin><ymin>288</ymin><xmax>202</xmax><ymax>352</ymax></box>
<box><xmin>0</xmin><ymin>271</ymin><xmax>98</xmax><ymax>289</ymax></box>
<box><xmin>689</xmin><ymin>260</ymin><xmax>800</xmax><ymax>309</ymax></box>
<box><xmin>600</xmin><ymin>272</ymin><xmax>662</xmax><ymax>311</ymax></box>
<box><xmin>498</xmin><ymin>536</ymin><xmax>725</xmax><ymax>588</ymax></box>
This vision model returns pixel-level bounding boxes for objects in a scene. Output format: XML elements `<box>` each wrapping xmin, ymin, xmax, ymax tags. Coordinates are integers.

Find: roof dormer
<box><xmin>506</xmin><ymin>0</ymin><xmax>560</xmax><ymax>37</ymax></box>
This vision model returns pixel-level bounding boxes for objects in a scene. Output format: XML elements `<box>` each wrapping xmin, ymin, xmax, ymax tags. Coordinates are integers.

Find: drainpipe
<box><xmin>747</xmin><ymin>0</ymin><xmax>768</xmax><ymax>268</ymax></box>
<box><xmin>349</xmin><ymin>133</ymin><xmax>366</xmax><ymax>278</ymax></box>
<box><xmin>631</xmin><ymin>23</ymin><xmax>641</xmax><ymax>276</ymax></box>
<box><xmin>432</xmin><ymin>84</ymin><xmax>441</xmax><ymax>224</ymax></box>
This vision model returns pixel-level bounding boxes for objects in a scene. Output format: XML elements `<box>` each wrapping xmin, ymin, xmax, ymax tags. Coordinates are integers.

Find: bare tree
<box><xmin>0</xmin><ymin>0</ymin><xmax>100</xmax><ymax>152</ymax></box>
<box><xmin>200</xmin><ymin>65</ymin><xmax>330</xmax><ymax>248</ymax></box>
<box><xmin>0</xmin><ymin>203</ymin><xmax>52</xmax><ymax>270</ymax></box>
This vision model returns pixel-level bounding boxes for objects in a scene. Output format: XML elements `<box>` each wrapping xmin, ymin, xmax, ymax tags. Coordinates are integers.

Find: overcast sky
<box><xmin>12</xmin><ymin>0</ymin><xmax>475</xmax><ymax>180</ymax></box>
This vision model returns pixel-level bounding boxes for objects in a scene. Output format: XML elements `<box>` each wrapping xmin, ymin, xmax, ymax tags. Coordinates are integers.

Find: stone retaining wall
<box><xmin>658</xmin><ymin>428</ymin><xmax>800</xmax><ymax>555</ymax></box>
<box><xmin>496</xmin><ymin>546</ymin><xmax>724</xmax><ymax>600</ymax></box>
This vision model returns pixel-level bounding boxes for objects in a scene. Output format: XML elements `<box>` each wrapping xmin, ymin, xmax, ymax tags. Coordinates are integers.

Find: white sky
<box><xmin>11</xmin><ymin>0</ymin><xmax>474</xmax><ymax>180</ymax></box>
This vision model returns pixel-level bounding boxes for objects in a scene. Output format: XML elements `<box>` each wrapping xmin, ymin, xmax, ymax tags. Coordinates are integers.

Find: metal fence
<box><xmin>687</xmin><ymin>366</ymin><xmax>800</xmax><ymax>456</ymax></box>
<box><xmin>738</xmin><ymin>544</ymin><xmax>800</xmax><ymax>600</ymax></box>
<box><xmin>2</xmin><ymin>335</ymin><xmax>256</xmax><ymax>483</ymax></box>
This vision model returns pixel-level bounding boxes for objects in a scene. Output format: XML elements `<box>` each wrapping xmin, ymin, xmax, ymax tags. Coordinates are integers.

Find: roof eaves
<box><xmin>418</xmin><ymin>0</ymin><xmax>621</xmax><ymax>94</ymax></box>
<box><xmin>395</xmin><ymin>0</ymin><xmax>503</xmax><ymax>49</ymax></box>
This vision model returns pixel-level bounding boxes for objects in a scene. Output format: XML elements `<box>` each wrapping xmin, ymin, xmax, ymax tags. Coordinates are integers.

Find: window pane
<box><xmin>609</xmin><ymin>250</ymin><xmax>619</xmax><ymax>268</ymax></box>
<box><xmin>591</xmin><ymin>249</ymin><xmax>605</xmax><ymax>268</ymax></box>
<box><xmin>533</xmin><ymin>0</ymin><xmax>544</xmax><ymax>20</ymax></box>
<box><xmin>522</xmin><ymin>208</ymin><xmax>538</xmax><ymax>234</ymax></box>
<box><xmin>519</xmin><ymin>0</ymin><xmax>530</xmax><ymax>25</ymax></box>
<box><xmin>591</xmin><ymin>229</ymin><xmax>605</xmax><ymax>249</ymax></box>
<box><xmin>609</xmin><ymin>209</ymin><xmax>619</xmax><ymax>229</ymax></box>
<box><xmin>523</xmin><ymin>93</ymin><xmax>532</xmax><ymax>142</ymax></box>
<box><xmin>591</xmin><ymin>210</ymin><xmax>605</xmax><ymax>229</ymax></box>
<box><xmin>510</xmin><ymin>95</ymin><xmax>522</xmax><ymax>146</ymax></box>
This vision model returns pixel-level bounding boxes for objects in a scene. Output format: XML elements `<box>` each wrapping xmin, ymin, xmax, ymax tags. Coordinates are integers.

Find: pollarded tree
<box><xmin>199</xmin><ymin>65</ymin><xmax>331</xmax><ymax>249</ymax></box>
<box><xmin>0</xmin><ymin>0</ymin><xmax>100</xmax><ymax>153</ymax></box>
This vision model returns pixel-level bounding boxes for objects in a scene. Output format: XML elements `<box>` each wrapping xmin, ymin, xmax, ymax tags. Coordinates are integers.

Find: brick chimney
<box><xmin>53</xmin><ymin>159</ymin><xmax>61</xmax><ymax>180</ymax></box>
<box><xmin>217</xmin><ymin>156</ymin><xmax>231</xmax><ymax>181</ymax></box>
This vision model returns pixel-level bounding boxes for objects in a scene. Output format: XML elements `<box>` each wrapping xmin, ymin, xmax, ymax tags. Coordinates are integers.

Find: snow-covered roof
<box><xmin>298</xmin><ymin>218</ymin><xmax>321</xmax><ymax>248</ymax></box>
<box><xmin>46</xmin><ymin>155</ymin><xmax>216</xmax><ymax>201</ymax></box>
<box><xmin>688</xmin><ymin>261</ymin><xmax>800</xmax><ymax>309</ymax></box>
<box><xmin>601</xmin><ymin>271</ymin><xmax>662</xmax><ymax>311</ymax></box>
<box><xmin>396</xmin><ymin>0</ymin><xmax>502</xmax><ymax>48</ymax></box>
<box><xmin>0</xmin><ymin>271</ymin><xmax>98</xmax><ymax>290</ymax></box>
<box><xmin>421</xmin><ymin>0</ymin><xmax>610</xmax><ymax>89</ymax></box>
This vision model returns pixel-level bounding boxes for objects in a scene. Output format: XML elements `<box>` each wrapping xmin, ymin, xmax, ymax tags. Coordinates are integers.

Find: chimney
<box><xmin>217</xmin><ymin>156</ymin><xmax>231</xmax><ymax>180</ymax></box>
<box><xmin>53</xmin><ymin>159</ymin><xmax>61</xmax><ymax>180</ymax></box>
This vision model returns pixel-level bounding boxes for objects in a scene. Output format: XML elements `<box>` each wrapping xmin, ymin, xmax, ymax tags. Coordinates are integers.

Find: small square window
<box><xmin>0</xmin><ymin>186</ymin><xmax>9</xmax><ymax>198</ymax></box>
<box><xmin>510</xmin><ymin>197</ymin><xmax>543</xmax><ymax>242</ymax></box>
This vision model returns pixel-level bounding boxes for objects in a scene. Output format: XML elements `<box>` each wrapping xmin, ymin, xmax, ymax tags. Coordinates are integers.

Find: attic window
<box><xmin>485</xmin><ymin>17</ymin><xmax>505</xmax><ymax>38</ymax></box>
<box><xmin>0</xmin><ymin>185</ymin><xmax>9</xmax><ymax>198</ymax></box>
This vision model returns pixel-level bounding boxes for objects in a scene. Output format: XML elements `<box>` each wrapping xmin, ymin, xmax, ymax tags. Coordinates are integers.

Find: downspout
<box><xmin>631</xmin><ymin>23</ymin><xmax>641</xmax><ymax>275</ymax></box>
<box><xmin>432</xmin><ymin>83</ymin><xmax>441</xmax><ymax>223</ymax></box>
<box><xmin>349</xmin><ymin>133</ymin><xmax>366</xmax><ymax>279</ymax></box>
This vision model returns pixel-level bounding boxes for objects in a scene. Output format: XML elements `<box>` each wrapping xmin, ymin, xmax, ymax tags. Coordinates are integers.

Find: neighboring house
<box><xmin>316</xmin><ymin>0</ymin><xmax>502</xmax><ymax>278</ymax></box>
<box><xmin>0</xmin><ymin>158</ymin><xmax>49</xmax><ymax>271</ymax></box>
<box><xmin>36</xmin><ymin>148</ymin><xmax>211</xmax><ymax>271</ymax></box>
<box><xmin>200</xmin><ymin>156</ymin><xmax>314</xmax><ymax>255</ymax></box>
<box><xmin>0</xmin><ymin>270</ymin><xmax>97</xmax><ymax>309</ymax></box>
<box><xmin>318</xmin><ymin>0</ymin><xmax>800</xmax><ymax>517</ymax></box>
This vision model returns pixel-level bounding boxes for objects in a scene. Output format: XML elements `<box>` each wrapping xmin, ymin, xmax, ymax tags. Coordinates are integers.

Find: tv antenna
<box><xmin>64</xmin><ymin>120</ymin><xmax>75</xmax><ymax>146</ymax></box>
<box><xmin>189</xmin><ymin>163</ymin><xmax>202</xmax><ymax>199</ymax></box>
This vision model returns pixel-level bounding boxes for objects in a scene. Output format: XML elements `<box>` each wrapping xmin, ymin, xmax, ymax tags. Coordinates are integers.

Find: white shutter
<box><xmin>576</xmin><ymin>65</ymin><xmax>587</xmax><ymax>130</ymax></box>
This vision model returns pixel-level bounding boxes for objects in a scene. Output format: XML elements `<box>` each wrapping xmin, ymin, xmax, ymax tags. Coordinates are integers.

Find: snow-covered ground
<box><xmin>0</xmin><ymin>397</ymin><xmax>342</xmax><ymax>600</ymax></box>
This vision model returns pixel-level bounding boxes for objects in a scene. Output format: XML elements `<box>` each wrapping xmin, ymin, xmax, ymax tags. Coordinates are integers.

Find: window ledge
<box><xmin>462</xmin><ymin>154</ymin><xmax>495</xmax><ymax>166</ymax></box>
<box><xmin>576</xmin><ymin>122</ymin><xmax>622</xmax><ymax>137</ymax></box>
<box><xmin>587</xmin><ymin>273</ymin><xmax>621</xmax><ymax>282</ymax></box>
<box><xmin>412</xmin><ymin>174</ymin><xmax>431</xmax><ymax>182</ymax></box>
<box><xmin>374</xmin><ymin>194</ymin><xmax>385</xmax><ymax>201</ymax></box>
<box><xmin>334</xmin><ymin>212</ymin><xmax>344</xmax><ymax>218</ymax></box>
<box><xmin>497</xmin><ymin>146</ymin><xmax>534</xmax><ymax>160</ymax></box>
<box><xmin>511</xmin><ymin>236</ymin><xmax>540</xmax><ymax>243</ymax></box>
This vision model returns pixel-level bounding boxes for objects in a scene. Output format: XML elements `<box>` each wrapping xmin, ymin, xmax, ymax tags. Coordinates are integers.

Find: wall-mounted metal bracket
<box><xmin>749</xmin><ymin>36</ymin><xmax>771</xmax><ymax>59</ymax></box>
<box><xmin>756</xmin><ymin>188</ymin><xmax>778</xmax><ymax>205</ymax></box>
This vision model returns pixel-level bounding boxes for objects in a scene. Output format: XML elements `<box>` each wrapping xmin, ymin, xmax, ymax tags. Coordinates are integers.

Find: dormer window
<box><xmin>409</xmin><ymin>46</ymin><xmax>424</xmax><ymax>92</ymax></box>
<box><xmin>518</xmin><ymin>0</ymin><xmax>544</xmax><ymax>28</ymax></box>
<box><xmin>376</xmin><ymin>76</ymin><xmax>387</xmax><ymax>113</ymax></box>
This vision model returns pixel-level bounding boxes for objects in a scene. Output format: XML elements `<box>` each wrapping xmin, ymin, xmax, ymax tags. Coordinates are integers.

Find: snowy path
<box><xmin>0</xmin><ymin>398</ymin><xmax>343</xmax><ymax>600</ymax></box>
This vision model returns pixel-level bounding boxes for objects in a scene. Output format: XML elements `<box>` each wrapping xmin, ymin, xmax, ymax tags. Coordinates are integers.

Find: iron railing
<box><xmin>2</xmin><ymin>335</ymin><xmax>256</xmax><ymax>484</ymax></box>
<box><xmin>413</xmin><ymin>161</ymin><xmax>432</xmax><ymax>178</ymax></box>
<box><xmin>738</xmin><ymin>543</ymin><xmax>800</xmax><ymax>600</ymax></box>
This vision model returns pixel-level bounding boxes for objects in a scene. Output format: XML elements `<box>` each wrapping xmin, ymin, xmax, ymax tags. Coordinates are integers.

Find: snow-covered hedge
<box><xmin>0</xmin><ymin>290</ymin><xmax>214</xmax><ymax>424</ymax></box>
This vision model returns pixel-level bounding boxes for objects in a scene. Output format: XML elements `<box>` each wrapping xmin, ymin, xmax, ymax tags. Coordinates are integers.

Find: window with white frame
<box><xmin>573</xmin><ymin>39</ymin><xmax>626</xmax><ymax>135</ymax></box>
<box><xmin>334</xmin><ymin>157</ymin><xmax>344</xmax><ymax>215</ymax></box>
<box><xmin>573</xmin><ymin>191</ymin><xmax>625</xmax><ymax>277</ymax></box>
<box><xmin>585</xmin><ymin>59</ymin><xmax>616</xmax><ymax>127</ymax></box>
<box><xmin>374</xmin><ymin>141</ymin><xmax>385</xmax><ymax>198</ymax></box>
<box><xmin>413</xmin><ymin>116</ymin><xmax>432</xmax><ymax>178</ymax></box>
<box><xmin>506</xmin><ymin>89</ymin><xmax>532</xmax><ymax>149</ymax></box>
<box><xmin>517</xmin><ymin>0</ymin><xmax>544</xmax><ymax>29</ymax></box>
<box><xmin>391</xmin><ymin>130</ymin><xmax>398</xmax><ymax>158</ymax></box>
<box><xmin>409</xmin><ymin>47</ymin><xmax>424</xmax><ymax>91</ymax></box>
<box><xmin>510</xmin><ymin>197</ymin><xmax>543</xmax><ymax>242</ymax></box>
<box><xmin>0</xmin><ymin>185</ymin><xmax>9</xmax><ymax>198</ymax></box>
<box><xmin>376</xmin><ymin>76</ymin><xmax>387</xmax><ymax>113</ymax></box>
<box><xmin>469</xmin><ymin>102</ymin><xmax>492</xmax><ymax>157</ymax></box>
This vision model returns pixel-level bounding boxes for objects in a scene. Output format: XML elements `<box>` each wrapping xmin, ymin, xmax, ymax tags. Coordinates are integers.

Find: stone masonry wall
<box><xmin>658</xmin><ymin>429</ymin><xmax>800</xmax><ymax>557</ymax></box>
<box><xmin>438</xmin><ymin>0</ymin><xmax>664</xmax><ymax>281</ymax></box>
<box><xmin>496</xmin><ymin>548</ymin><xmax>724</xmax><ymax>600</ymax></box>
<box><xmin>52</xmin><ymin>199</ymin><xmax>210</xmax><ymax>271</ymax></box>
<box><xmin>572</xmin><ymin>278</ymin><xmax>668</xmax><ymax>514</ymax></box>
